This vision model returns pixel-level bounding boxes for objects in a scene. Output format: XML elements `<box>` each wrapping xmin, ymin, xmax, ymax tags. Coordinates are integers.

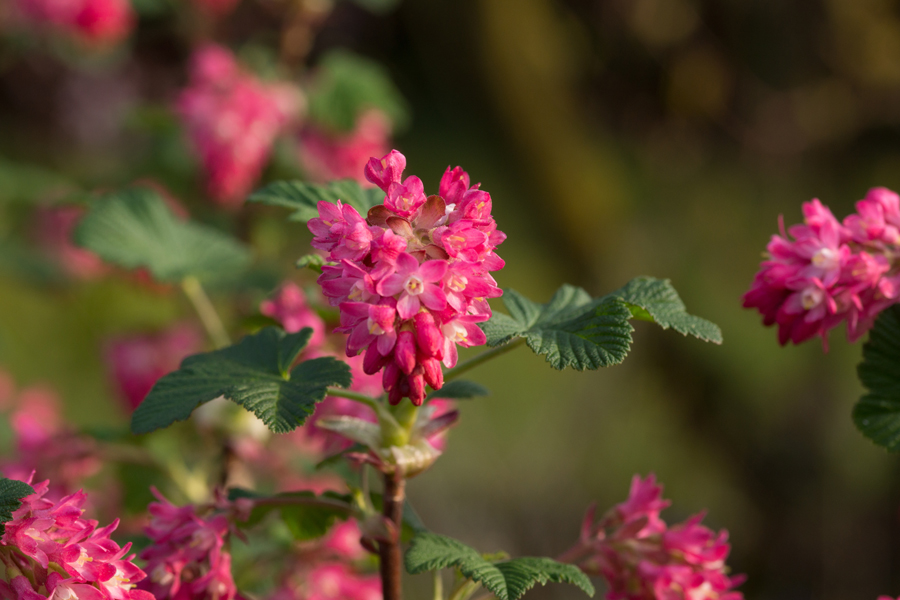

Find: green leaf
<box><xmin>248</xmin><ymin>179</ymin><xmax>383</xmax><ymax>223</ymax></box>
<box><xmin>854</xmin><ymin>306</ymin><xmax>900</xmax><ymax>450</ymax></box>
<box><xmin>307</xmin><ymin>50</ymin><xmax>410</xmax><ymax>133</ymax></box>
<box><xmin>605</xmin><ymin>277</ymin><xmax>723</xmax><ymax>343</ymax></box>
<box><xmin>296</xmin><ymin>254</ymin><xmax>326</xmax><ymax>273</ymax></box>
<box><xmin>74</xmin><ymin>186</ymin><xmax>252</xmax><ymax>283</ymax></box>
<box><xmin>481</xmin><ymin>286</ymin><xmax>634</xmax><ymax>370</ymax></box>
<box><xmin>228</xmin><ymin>488</ymin><xmax>353</xmax><ymax>540</ymax></box>
<box><xmin>131</xmin><ymin>327</ymin><xmax>352</xmax><ymax>434</ymax></box>
<box><xmin>427</xmin><ymin>380</ymin><xmax>490</xmax><ymax>400</ymax></box>
<box><xmin>0</xmin><ymin>478</ymin><xmax>34</xmax><ymax>536</ymax></box>
<box><xmin>405</xmin><ymin>532</ymin><xmax>594</xmax><ymax>600</ymax></box>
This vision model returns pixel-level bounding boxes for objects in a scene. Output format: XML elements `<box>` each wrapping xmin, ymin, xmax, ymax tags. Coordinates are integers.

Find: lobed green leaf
<box><xmin>405</xmin><ymin>532</ymin><xmax>594</xmax><ymax>600</ymax></box>
<box><xmin>248</xmin><ymin>179</ymin><xmax>383</xmax><ymax>223</ymax></box>
<box><xmin>131</xmin><ymin>327</ymin><xmax>352</xmax><ymax>435</ymax></box>
<box><xmin>0</xmin><ymin>478</ymin><xmax>34</xmax><ymax>536</ymax></box>
<box><xmin>604</xmin><ymin>277</ymin><xmax>723</xmax><ymax>343</ymax></box>
<box><xmin>481</xmin><ymin>278</ymin><xmax>722</xmax><ymax>370</ymax></box>
<box><xmin>74</xmin><ymin>186</ymin><xmax>251</xmax><ymax>284</ymax></box>
<box><xmin>854</xmin><ymin>306</ymin><xmax>900</xmax><ymax>450</ymax></box>
<box><xmin>481</xmin><ymin>285</ymin><xmax>634</xmax><ymax>370</ymax></box>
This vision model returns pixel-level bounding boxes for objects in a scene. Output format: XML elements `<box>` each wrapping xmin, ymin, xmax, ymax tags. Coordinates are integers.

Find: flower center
<box><xmin>801</xmin><ymin>286</ymin><xmax>824</xmax><ymax>310</ymax></box>
<box><xmin>447</xmin><ymin>274</ymin><xmax>467</xmax><ymax>293</ymax></box>
<box><xmin>812</xmin><ymin>247</ymin><xmax>838</xmax><ymax>270</ymax></box>
<box><xmin>368</xmin><ymin>317</ymin><xmax>386</xmax><ymax>335</ymax></box>
<box><xmin>404</xmin><ymin>275</ymin><xmax>425</xmax><ymax>296</ymax></box>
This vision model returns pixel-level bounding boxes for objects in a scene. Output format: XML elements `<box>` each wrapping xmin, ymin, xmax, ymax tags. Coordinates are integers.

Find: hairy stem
<box><xmin>325</xmin><ymin>387</ymin><xmax>380</xmax><ymax>410</ymax></box>
<box><xmin>181</xmin><ymin>276</ymin><xmax>230</xmax><ymax>349</ymax></box>
<box><xmin>442</xmin><ymin>338</ymin><xmax>526</xmax><ymax>382</ymax></box>
<box><xmin>380</xmin><ymin>470</ymin><xmax>406</xmax><ymax>600</ymax></box>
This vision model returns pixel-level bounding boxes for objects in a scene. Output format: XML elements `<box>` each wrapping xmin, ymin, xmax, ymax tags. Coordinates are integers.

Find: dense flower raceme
<box><xmin>138</xmin><ymin>490</ymin><xmax>236</xmax><ymax>600</ymax></box>
<box><xmin>177</xmin><ymin>45</ymin><xmax>301</xmax><ymax>207</ymax></box>
<box><xmin>308</xmin><ymin>150</ymin><xmax>505</xmax><ymax>405</ymax></box>
<box><xmin>744</xmin><ymin>187</ymin><xmax>900</xmax><ymax>347</ymax></box>
<box><xmin>0</xmin><ymin>478</ymin><xmax>153</xmax><ymax>600</ymax></box>
<box><xmin>561</xmin><ymin>475</ymin><xmax>743</xmax><ymax>600</ymax></box>
<box><xmin>298</xmin><ymin>110</ymin><xmax>392</xmax><ymax>186</ymax></box>
<box><xmin>10</xmin><ymin>0</ymin><xmax>134</xmax><ymax>45</ymax></box>
<box><xmin>104</xmin><ymin>324</ymin><xmax>203</xmax><ymax>410</ymax></box>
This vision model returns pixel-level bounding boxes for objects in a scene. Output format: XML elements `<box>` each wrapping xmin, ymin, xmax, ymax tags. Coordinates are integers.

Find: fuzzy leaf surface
<box><xmin>132</xmin><ymin>327</ymin><xmax>352</xmax><ymax>434</ymax></box>
<box><xmin>605</xmin><ymin>277</ymin><xmax>723</xmax><ymax>343</ymax></box>
<box><xmin>0</xmin><ymin>478</ymin><xmax>34</xmax><ymax>536</ymax></box>
<box><xmin>426</xmin><ymin>380</ymin><xmax>490</xmax><ymax>400</ymax></box>
<box><xmin>248</xmin><ymin>179</ymin><xmax>383</xmax><ymax>223</ymax></box>
<box><xmin>481</xmin><ymin>286</ymin><xmax>634</xmax><ymax>370</ymax></box>
<box><xmin>405</xmin><ymin>532</ymin><xmax>594</xmax><ymax>600</ymax></box>
<box><xmin>74</xmin><ymin>187</ymin><xmax>251</xmax><ymax>283</ymax></box>
<box><xmin>854</xmin><ymin>306</ymin><xmax>900</xmax><ymax>450</ymax></box>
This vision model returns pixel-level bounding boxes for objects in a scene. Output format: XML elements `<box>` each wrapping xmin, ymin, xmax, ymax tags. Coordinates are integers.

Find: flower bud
<box><xmin>363</xmin><ymin>344</ymin><xmax>390</xmax><ymax>375</ymax></box>
<box><xmin>421</xmin><ymin>357</ymin><xmax>443</xmax><ymax>389</ymax></box>
<box><xmin>382</xmin><ymin>363</ymin><xmax>401</xmax><ymax>392</ymax></box>
<box><xmin>414</xmin><ymin>311</ymin><xmax>444</xmax><ymax>359</ymax></box>
<box><xmin>395</xmin><ymin>331</ymin><xmax>417</xmax><ymax>375</ymax></box>
<box><xmin>408</xmin><ymin>370</ymin><xmax>426</xmax><ymax>406</ymax></box>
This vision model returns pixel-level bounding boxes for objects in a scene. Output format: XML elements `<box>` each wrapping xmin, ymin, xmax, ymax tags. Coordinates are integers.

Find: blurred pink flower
<box><xmin>12</xmin><ymin>0</ymin><xmax>134</xmax><ymax>45</ymax></box>
<box><xmin>34</xmin><ymin>205</ymin><xmax>107</xmax><ymax>279</ymax></box>
<box><xmin>261</xmin><ymin>283</ymin><xmax>327</xmax><ymax>350</ymax></box>
<box><xmin>139</xmin><ymin>490</ymin><xmax>236</xmax><ymax>600</ymax></box>
<box><xmin>298</xmin><ymin>110</ymin><xmax>392</xmax><ymax>185</ymax></box>
<box><xmin>562</xmin><ymin>474</ymin><xmax>744</xmax><ymax>600</ymax></box>
<box><xmin>104</xmin><ymin>324</ymin><xmax>204</xmax><ymax>410</ymax></box>
<box><xmin>177</xmin><ymin>44</ymin><xmax>302</xmax><ymax>208</ymax></box>
<box><xmin>0</xmin><ymin>383</ymin><xmax>100</xmax><ymax>501</ymax></box>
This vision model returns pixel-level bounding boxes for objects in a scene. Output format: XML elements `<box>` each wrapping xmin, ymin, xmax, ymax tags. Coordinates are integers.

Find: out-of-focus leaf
<box><xmin>0</xmin><ymin>159</ymin><xmax>74</xmax><ymax>205</ymax></box>
<box><xmin>307</xmin><ymin>50</ymin><xmax>410</xmax><ymax>133</ymax></box>
<box><xmin>74</xmin><ymin>186</ymin><xmax>252</xmax><ymax>284</ymax></box>
<box><xmin>248</xmin><ymin>179</ymin><xmax>383</xmax><ymax>223</ymax></box>
<box><xmin>228</xmin><ymin>488</ymin><xmax>354</xmax><ymax>540</ymax></box>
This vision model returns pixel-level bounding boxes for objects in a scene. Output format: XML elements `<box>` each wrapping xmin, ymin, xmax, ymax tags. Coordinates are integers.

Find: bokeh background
<box><xmin>4</xmin><ymin>0</ymin><xmax>900</xmax><ymax>598</ymax></box>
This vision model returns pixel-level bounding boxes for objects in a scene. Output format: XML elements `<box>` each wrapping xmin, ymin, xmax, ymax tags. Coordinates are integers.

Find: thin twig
<box><xmin>181</xmin><ymin>276</ymin><xmax>231</xmax><ymax>349</ymax></box>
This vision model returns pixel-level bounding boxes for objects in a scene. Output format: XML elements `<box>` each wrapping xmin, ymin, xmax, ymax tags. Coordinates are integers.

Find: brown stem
<box><xmin>379</xmin><ymin>470</ymin><xmax>406</xmax><ymax>600</ymax></box>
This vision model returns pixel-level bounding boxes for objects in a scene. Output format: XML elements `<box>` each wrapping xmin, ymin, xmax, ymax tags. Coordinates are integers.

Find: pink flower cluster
<box><xmin>138</xmin><ymin>490</ymin><xmax>236</xmax><ymax>600</ymax></box>
<box><xmin>0</xmin><ymin>479</ymin><xmax>152</xmax><ymax>600</ymax></box>
<box><xmin>563</xmin><ymin>475</ymin><xmax>743</xmax><ymax>600</ymax></box>
<box><xmin>0</xmin><ymin>376</ymin><xmax>99</xmax><ymax>502</ymax></box>
<box><xmin>309</xmin><ymin>150</ymin><xmax>505</xmax><ymax>405</ymax></box>
<box><xmin>298</xmin><ymin>110</ymin><xmax>392</xmax><ymax>186</ymax></box>
<box><xmin>744</xmin><ymin>188</ymin><xmax>900</xmax><ymax>347</ymax></box>
<box><xmin>11</xmin><ymin>0</ymin><xmax>134</xmax><ymax>45</ymax></box>
<box><xmin>267</xmin><ymin>521</ymin><xmax>380</xmax><ymax>600</ymax></box>
<box><xmin>104</xmin><ymin>324</ymin><xmax>203</xmax><ymax>411</ymax></box>
<box><xmin>177</xmin><ymin>45</ymin><xmax>300</xmax><ymax>207</ymax></box>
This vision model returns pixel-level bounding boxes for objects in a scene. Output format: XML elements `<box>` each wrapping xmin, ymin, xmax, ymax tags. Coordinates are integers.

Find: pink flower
<box><xmin>138</xmin><ymin>490</ymin><xmax>236</xmax><ymax>600</ymax></box>
<box><xmin>34</xmin><ymin>205</ymin><xmax>107</xmax><ymax>279</ymax></box>
<box><xmin>563</xmin><ymin>475</ymin><xmax>743</xmax><ymax>600</ymax></box>
<box><xmin>177</xmin><ymin>45</ymin><xmax>301</xmax><ymax>207</ymax></box>
<box><xmin>104</xmin><ymin>324</ymin><xmax>204</xmax><ymax>410</ymax></box>
<box><xmin>0</xmin><ymin>384</ymin><xmax>99</xmax><ymax>501</ymax></box>
<box><xmin>744</xmin><ymin>190</ymin><xmax>900</xmax><ymax>347</ymax></box>
<box><xmin>310</xmin><ymin>150</ymin><xmax>504</xmax><ymax>405</ymax></box>
<box><xmin>11</xmin><ymin>0</ymin><xmax>134</xmax><ymax>45</ymax></box>
<box><xmin>0</xmin><ymin>478</ymin><xmax>153</xmax><ymax>600</ymax></box>
<box><xmin>299</xmin><ymin>111</ymin><xmax>392</xmax><ymax>185</ymax></box>
<box><xmin>261</xmin><ymin>283</ymin><xmax>327</xmax><ymax>350</ymax></box>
